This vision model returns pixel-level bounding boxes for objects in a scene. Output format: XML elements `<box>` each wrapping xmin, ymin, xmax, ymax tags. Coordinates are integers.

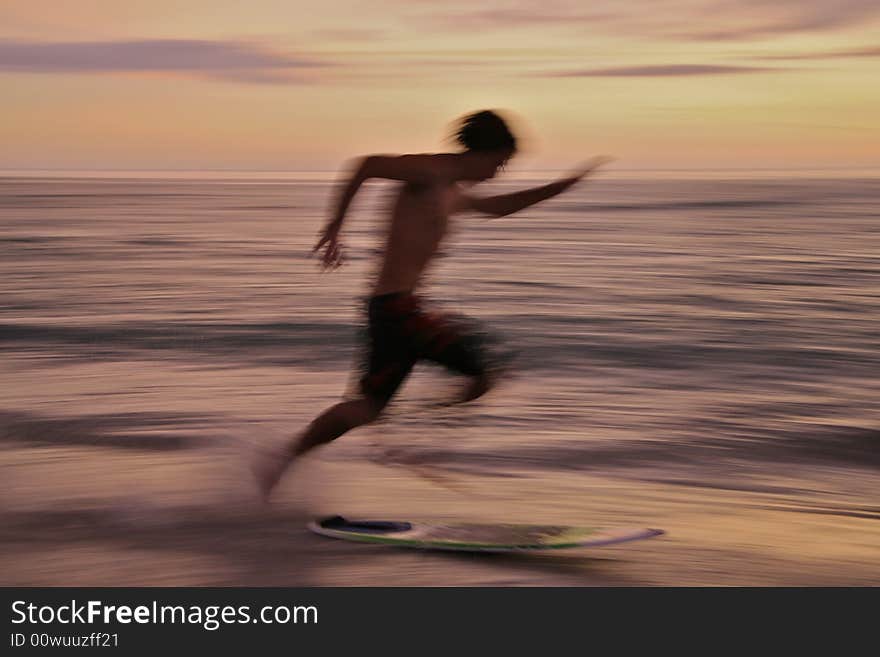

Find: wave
<box><xmin>556</xmin><ymin>198</ymin><xmax>803</xmax><ymax>213</ymax></box>
<box><xmin>404</xmin><ymin>424</ymin><xmax>880</xmax><ymax>473</ymax></box>
<box><xmin>0</xmin><ymin>320</ymin><xmax>360</xmax><ymax>366</ymax></box>
<box><xmin>0</xmin><ymin>410</ymin><xmax>214</xmax><ymax>451</ymax></box>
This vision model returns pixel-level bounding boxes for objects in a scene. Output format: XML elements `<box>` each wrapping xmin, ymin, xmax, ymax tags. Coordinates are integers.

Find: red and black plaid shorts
<box><xmin>359</xmin><ymin>292</ymin><xmax>487</xmax><ymax>404</ymax></box>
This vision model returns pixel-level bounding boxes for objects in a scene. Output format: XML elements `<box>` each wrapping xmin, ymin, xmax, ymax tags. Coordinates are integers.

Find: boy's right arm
<box><xmin>361</xmin><ymin>154</ymin><xmax>453</xmax><ymax>186</ymax></box>
<box><xmin>329</xmin><ymin>155</ymin><xmax>445</xmax><ymax>221</ymax></box>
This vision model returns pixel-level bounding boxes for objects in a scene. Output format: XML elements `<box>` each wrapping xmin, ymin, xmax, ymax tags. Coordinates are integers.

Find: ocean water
<box><xmin>1</xmin><ymin>172</ymin><xmax>878</xmax><ymax>585</ymax></box>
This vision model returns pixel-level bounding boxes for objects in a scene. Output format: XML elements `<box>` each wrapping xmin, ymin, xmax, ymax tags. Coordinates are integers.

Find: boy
<box><xmin>255</xmin><ymin>110</ymin><xmax>609</xmax><ymax>499</ymax></box>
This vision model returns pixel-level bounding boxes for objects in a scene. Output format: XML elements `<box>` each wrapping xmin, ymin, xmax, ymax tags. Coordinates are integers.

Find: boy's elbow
<box><xmin>472</xmin><ymin>198</ymin><xmax>507</xmax><ymax>218</ymax></box>
<box><xmin>354</xmin><ymin>155</ymin><xmax>378</xmax><ymax>181</ymax></box>
<box><xmin>352</xmin><ymin>154</ymin><xmax>391</xmax><ymax>178</ymax></box>
<box><xmin>490</xmin><ymin>205</ymin><xmax>516</xmax><ymax>218</ymax></box>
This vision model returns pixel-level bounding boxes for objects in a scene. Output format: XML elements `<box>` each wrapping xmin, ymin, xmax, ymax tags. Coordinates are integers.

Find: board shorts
<box><xmin>358</xmin><ymin>291</ymin><xmax>489</xmax><ymax>405</ymax></box>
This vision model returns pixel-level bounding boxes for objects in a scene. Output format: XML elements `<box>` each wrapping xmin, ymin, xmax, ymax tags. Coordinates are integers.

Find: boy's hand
<box><xmin>563</xmin><ymin>156</ymin><xmax>614</xmax><ymax>187</ymax></box>
<box><xmin>312</xmin><ymin>220</ymin><xmax>344</xmax><ymax>270</ymax></box>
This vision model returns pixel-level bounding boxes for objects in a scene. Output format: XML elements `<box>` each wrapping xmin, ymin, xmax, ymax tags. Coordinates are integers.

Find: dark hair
<box><xmin>453</xmin><ymin>110</ymin><xmax>517</xmax><ymax>153</ymax></box>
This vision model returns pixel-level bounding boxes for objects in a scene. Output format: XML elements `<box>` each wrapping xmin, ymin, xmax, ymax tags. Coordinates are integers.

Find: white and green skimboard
<box><xmin>308</xmin><ymin>516</ymin><xmax>664</xmax><ymax>552</ymax></box>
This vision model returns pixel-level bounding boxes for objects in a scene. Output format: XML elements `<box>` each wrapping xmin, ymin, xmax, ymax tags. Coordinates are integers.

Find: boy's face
<box><xmin>472</xmin><ymin>148</ymin><xmax>515</xmax><ymax>181</ymax></box>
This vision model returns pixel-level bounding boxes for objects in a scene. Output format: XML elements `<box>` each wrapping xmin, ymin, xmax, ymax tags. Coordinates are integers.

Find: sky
<box><xmin>2</xmin><ymin>0</ymin><xmax>879</xmax><ymax>171</ymax></box>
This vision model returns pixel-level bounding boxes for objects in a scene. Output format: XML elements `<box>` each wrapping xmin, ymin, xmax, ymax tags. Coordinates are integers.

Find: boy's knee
<box><xmin>352</xmin><ymin>396</ymin><xmax>386</xmax><ymax>426</ymax></box>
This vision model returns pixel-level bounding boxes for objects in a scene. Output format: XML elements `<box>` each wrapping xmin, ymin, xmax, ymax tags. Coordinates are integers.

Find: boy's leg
<box><xmin>253</xmin><ymin>396</ymin><xmax>384</xmax><ymax>501</ymax></box>
<box><xmin>292</xmin><ymin>397</ymin><xmax>384</xmax><ymax>457</ymax></box>
<box><xmin>254</xmin><ymin>294</ymin><xmax>416</xmax><ymax>501</ymax></box>
<box><xmin>417</xmin><ymin>310</ymin><xmax>510</xmax><ymax>404</ymax></box>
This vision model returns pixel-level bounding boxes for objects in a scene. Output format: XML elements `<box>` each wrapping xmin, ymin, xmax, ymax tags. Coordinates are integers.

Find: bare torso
<box><xmin>372</xmin><ymin>181</ymin><xmax>464</xmax><ymax>296</ymax></box>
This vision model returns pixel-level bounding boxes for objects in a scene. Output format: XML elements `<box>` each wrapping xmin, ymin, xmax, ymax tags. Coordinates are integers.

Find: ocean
<box><xmin>1</xmin><ymin>171</ymin><xmax>878</xmax><ymax>585</ymax></box>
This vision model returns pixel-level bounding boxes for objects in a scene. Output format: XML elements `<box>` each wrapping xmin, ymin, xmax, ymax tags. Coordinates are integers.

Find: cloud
<box><xmin>0</xmin><ymin>38</ymin><xmax>328</xmax><ymax>83</ymax></box>
<box><xmin>408</xmin><ymin>0</ymin><xmax>880</xmax><ymax>41</ymax></box>
<box><xmin>688</xmin><ymin>0</ymin><xmax>880</xmax><ymax>39</ymax></box>
<box><xmin>749</xmin><ymin>45</ymin><xmax>880</xmax><ymax>60</ymax></box>
<box><xmin>418</xmin><ymin>6</ymin><xmax>619</xmax><ymax>30</ymax></box>
<box><xmin>309</xmin><ymin>28</ymin><xmax>388</xmax><ymax>42</ymax></box>
<box><xmin>405</xmin><ymin>1</ymin><xmax>619</xmax><ymax>33</ymax></box>
<box><xmin>540</xmin><ymin>64</ymin><xmax>774</xmax><ymax>77</ymax></box>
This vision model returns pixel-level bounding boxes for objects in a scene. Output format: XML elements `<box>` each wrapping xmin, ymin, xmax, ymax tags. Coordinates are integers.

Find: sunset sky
<box><xmin>2</xmin><ymin>0</ymin><xmax>879</xmax><ymax>171</ymax></box>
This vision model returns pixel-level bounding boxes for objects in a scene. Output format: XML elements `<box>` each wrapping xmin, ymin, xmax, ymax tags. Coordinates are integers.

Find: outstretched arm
<box><xmin>466</xmin><ymin>156</ymin><xmax>611</xmax><ymax>218</ymax></box>
<box><xmin>313</xmin><ymin>154</ymin><xmax>454</xmax><ymax>269</ymax></box>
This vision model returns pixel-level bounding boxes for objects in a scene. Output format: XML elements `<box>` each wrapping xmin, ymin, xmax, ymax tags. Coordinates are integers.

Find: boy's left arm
<box><xmin>463</xmin><ymin>156</ymin><xmax>611</xmax><ymax>218</ymax></box>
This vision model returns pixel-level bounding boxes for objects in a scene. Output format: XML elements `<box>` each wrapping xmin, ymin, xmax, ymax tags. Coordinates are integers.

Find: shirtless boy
<box><xmin>255</xmin><ymin>110</ymin><xmax>609</xmax><ymax>499</ymax></box>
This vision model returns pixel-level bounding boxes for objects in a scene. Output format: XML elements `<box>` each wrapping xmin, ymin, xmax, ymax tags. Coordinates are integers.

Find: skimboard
<box><xmin>308</xmin><ymin>516</ymin><xmax>664</xmax><ymax>552</ymax></box>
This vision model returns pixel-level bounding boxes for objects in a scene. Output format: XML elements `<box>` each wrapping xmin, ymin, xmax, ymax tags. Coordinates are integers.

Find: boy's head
<box><xmin>453</xmin><ymin>110</ymin><xmax>517</xmax><ymax>180</ymax></box>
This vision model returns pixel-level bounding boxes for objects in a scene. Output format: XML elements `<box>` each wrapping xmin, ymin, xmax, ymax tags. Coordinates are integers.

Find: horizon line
<box><xmin>2</xmin><ymin>165</ymin><xmax>880</xmax><ymax>174</ymax></box>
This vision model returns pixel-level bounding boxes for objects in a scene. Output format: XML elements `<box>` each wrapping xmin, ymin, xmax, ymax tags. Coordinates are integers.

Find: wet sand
<box><xmin>2</xmin><ymin>409</ymin><xmax>877</xmax><ymax>586</ymax></box>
